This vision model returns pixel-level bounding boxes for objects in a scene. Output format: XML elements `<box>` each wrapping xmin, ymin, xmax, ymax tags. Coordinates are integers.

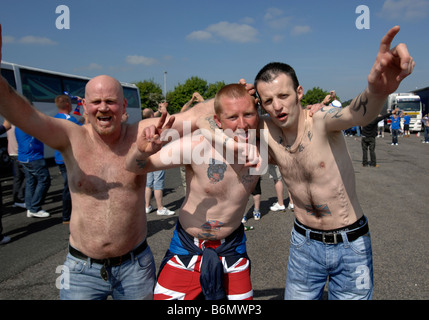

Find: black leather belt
<box><xmin>69</xmin><ymin>239</ymin><xmax>148</xmax><ymax>266</ymax></box>
<box><xmin>294</xmin><ymin>219</ymin><xmax>369</xmax><ymax>244</ymax></box>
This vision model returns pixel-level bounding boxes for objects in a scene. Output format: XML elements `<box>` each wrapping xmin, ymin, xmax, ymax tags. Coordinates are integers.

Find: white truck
<box><xmin>385</xmin><ymin>93</ymin><xmax>423</xmax><ymax>132</ymax></box>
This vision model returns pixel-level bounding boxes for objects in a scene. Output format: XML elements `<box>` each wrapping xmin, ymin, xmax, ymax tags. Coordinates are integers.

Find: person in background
<box><xmin>403</xmin><ymin>112</ymin><xmax>411</xmax><ymax>137</ymax></box>
<box><xmin>390</xmin><ymin>109</ymin><xmax>401</xmax><ymax>145</ymax></box>
<box><xmin>422</xmin><ymin>114</ymin><xmax>429</xmax><ymax>143</ymax></box>
<box><xmin>15</xmin><ymin>126</ymin><xmax>51</xmax><ymax>218</ymax></box>
<box><xmin>361</xmin><ymin>113</ymin><xmax>392</xmax><ymax>167</ymax></box>
<box><xmin>377</xmin><ymin>116</ymin><xmax>385</xmax><ymax>138</ymax></box>
<box><xmin>54</xmin><ymin>95</ymin><xmax>82</xmax><ymax>223</ymax></box>
<box><xmin>141</xmin><ymin>105</ymin><xmax>175</xmax><ymax>216</ymax></box>
<box><xmin>2</xmin><ymin>119</ymin><xmax>26</xmax><ymax>209</ymax></box>
<box><xmin>0</xmin><ymin>121</ymin><xmax>11</xmax><ymax>244</ymax></box>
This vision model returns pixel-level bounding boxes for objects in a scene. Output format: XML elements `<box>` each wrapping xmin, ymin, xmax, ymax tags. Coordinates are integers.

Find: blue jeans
<box><xmin>58</xmin><ymin>164</ymin><xmax>71</xmax><ymax>221</ymax></box>
<box><xmin>60</xmin><ymin>244</ymin><xmax>156</xmax><ymax>300</ymax></box>
<box><xmin>285</xmin><ymin>218</ymin><xmax>373</xmax><ymax>300</ymax></box>
<box><xmin>21</xmin><ymin>159</ymin><xmax>51</xmax><ymax>213</ymax></box>
<box><xmin>424</xmin><ymin>126</ymin><xmax>429</xmax><ymax>142</ymax></box>
<box><xmin>146</xmin><ymin>170</ymin><xmax>165</xmax><ymax>190</ymax></box>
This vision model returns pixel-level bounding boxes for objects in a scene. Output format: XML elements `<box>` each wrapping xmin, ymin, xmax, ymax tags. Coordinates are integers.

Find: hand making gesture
<box><xmin>368</xmin><ymin>26</ymin><xmax>415</xmax><ymax>96</ymax></box>
<box><xmin>137</xmin><ymin>112</ymin><xmax>175</xmax><ymax>155</ymax></box>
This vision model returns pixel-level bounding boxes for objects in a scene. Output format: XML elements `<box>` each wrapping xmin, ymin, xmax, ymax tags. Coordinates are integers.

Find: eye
<box><xmin>263</xmin><ymin>99</ymin><xmax>272</xmax><ymax>106</ymax></box>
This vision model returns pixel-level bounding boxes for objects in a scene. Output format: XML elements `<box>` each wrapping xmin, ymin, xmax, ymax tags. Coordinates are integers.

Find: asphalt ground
<box><xmin>0</xmin><ymin>132</ymin><xmax>428</xmax><ymax>301</ymax></box>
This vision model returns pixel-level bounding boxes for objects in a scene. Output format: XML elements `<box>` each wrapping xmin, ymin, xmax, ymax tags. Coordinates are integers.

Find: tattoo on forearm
<box><xmin>136</xmin><ymin>159</ymin><xmax>147</xmax><ymax>169</ymax></box>
<box><xmin>350</xmin><ymin>93</ymin><xmax>368</xmax><ymax>116</ymax></box>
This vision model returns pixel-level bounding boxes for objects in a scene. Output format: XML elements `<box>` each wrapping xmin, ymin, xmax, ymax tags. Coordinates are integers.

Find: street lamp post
<box><xmin>163</xmin><ymin>71</ymin><xmax>167</xmax><ymax>99</ymax></box>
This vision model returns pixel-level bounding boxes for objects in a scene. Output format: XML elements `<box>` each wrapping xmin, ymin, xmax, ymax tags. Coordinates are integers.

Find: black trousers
<box><xmin>361</xmin><ymin>136</ymin><xmax>376</xmax><ymax>166</ymax></box>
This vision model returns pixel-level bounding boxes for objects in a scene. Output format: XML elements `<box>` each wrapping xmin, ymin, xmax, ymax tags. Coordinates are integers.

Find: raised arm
<box><xmin>322</xmin><ymin>26</ymin><xmax>414</xmax><ymax>132</ymax></box>
<box><xmin>0</xmin><ymin>25</ymin><xmax>74</xmax><ymax>151</ymax></box>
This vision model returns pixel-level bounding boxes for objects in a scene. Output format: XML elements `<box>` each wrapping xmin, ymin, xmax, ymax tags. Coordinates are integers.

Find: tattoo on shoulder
<box><xmin>207</xmin><ymin>158</ymin><xmax>227</xmax><ymax>183</ymax></box>
<box><xmin>136</xmin><ymin>159</ymin><xmax>147</xmax><ymax>169</ymax></box>
<box><xmin>205</xmin><ymin>116</ymin><xmax>219</xmax><ymax>131</ymax></box>
<box><xmin>321</xmin><ymin>106</ymin><xmax>343</xmax><ymax>119</ymax></box>
<box><xmin>350</xmin><ymin>93</ymin><xmax>368</xmax><ymax>116</ymax></box>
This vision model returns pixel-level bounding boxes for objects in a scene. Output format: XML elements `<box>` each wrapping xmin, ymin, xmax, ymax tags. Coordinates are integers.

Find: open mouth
<box><xmin>277</xmin><ymin>113</ymin><xmax>288</xmax><ymax>121</ymax></box>
<box><xmin>97</xmin><ymin>116</ymin><xmax>112</xmax><ymax>125</ymax></box>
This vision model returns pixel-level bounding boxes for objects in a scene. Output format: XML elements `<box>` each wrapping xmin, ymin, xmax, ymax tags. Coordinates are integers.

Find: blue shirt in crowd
<box><xmin>404</xmin><ymin>115</ymin><xmax>411</xmax><ymax>125</ymax></box>
<box><xmin>53</xmin><ymin>112</ymin><xmax>82</xmax><ymax>164</ymax></box>
<box><xmin>15</xmin><ymin>127</ymin><xmax>45</xmax><ymax>163</ymax></box>
<box><xmin>391</xmin><ymin>116</ymin><xmax>401</xmax><ymax>130</ymax></box>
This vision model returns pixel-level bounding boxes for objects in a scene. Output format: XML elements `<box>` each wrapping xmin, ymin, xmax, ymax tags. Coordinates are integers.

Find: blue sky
<box><xmin>1</xmin><ymin>0</ymin><xmax>428</xmax><ymax>101</ymax></box>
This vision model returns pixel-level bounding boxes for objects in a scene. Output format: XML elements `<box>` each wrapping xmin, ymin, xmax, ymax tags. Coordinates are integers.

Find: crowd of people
<box><xmin>0</xmin><ymin>25</ymin><xmax>417</xmax><ymax>300</ymax></box>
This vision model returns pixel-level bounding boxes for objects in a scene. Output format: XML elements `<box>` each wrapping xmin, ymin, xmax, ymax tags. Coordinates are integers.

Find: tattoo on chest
<box><xmin>278</xmin><ymin>136</ymin><xmax>306</xmax><ymax>153</ymax></box>
<box><xmin>207</xmin><ymin>158</ymin><xmax>227</xmax><ymax>183</ymax></box>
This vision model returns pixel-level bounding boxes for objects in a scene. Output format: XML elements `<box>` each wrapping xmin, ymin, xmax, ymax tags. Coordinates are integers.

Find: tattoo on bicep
<box><xmin>136</xmin><ymin>159</ymin><xmax>147</xmax><ymax>169</ymax></box>
<box><xmin>350</xmin><ymin>93</ymin><xmax>368</xmax><ymax>116</ymax></box>
<box><xmin>207</xmin><ymin>158</ymin><xmax>227</xmax><ymax>183</ymax></box>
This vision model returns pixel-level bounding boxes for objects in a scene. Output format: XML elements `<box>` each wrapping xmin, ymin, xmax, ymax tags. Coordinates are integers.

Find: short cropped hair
<box><xmin>55</xmin><ymin>95</ymin><xmax>72</xmax><ymax>109</ymax></box>
<box><xmin>214</xmin><ymin>83</ymin><xmax>254</xmax><ymax>115</ymax></box>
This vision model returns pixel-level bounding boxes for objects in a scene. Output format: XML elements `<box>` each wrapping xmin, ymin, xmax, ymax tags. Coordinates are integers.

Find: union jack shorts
<box><xmin>154</xmin><ymin>237</ymin><xmax>253</xmax><ymax>300</ymax></box>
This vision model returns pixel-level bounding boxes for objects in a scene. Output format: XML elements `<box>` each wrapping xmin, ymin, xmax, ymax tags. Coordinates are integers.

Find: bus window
<box><xmin>1</xmin><ymin>69</ymin><xmax>17</xmax><ymax>89</ymax></box>
<box><xmin>63</xmin><ymin>78</ymin><xmax>88</xmax><ymax>100</ymax></box>
<box><xmin>20</xmin><ymin>69</ymin><xmax>62</xmax><ymax>103</ymax></box>
<box><xmin>123</xmin><ymin>87</ymin><xmax>140</xmax><ymax>109</ymax></box>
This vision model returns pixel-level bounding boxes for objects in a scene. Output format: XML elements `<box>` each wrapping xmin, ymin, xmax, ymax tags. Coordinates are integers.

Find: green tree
<box><xmin>166</xmin><ymin>77</ymin><xmax>226</xmax><ymax>114</ymax></box>
<box><xmin>205</xmin><ymin>81</ymin><xmax>226</xmax><ymax>99</ymax></box>
<box><xmin>301</xmin><ymin>87</ymin><xmax>341</xmax><ymax>107</ymax></box>
<box><xmin>134</xmin><ymin>80</ymin><xmax>163</xmax><ymax>110</ymax></box>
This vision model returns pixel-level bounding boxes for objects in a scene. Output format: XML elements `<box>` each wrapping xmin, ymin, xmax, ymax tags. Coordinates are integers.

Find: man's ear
<box><xmin>213</xmin><ymin>114</ymin><xmax>222</xmax><ymax>129</ymax></box>
<box><xmin>297</xmin><ymin>85</ymin><xmax>304</xmax><ymax>102</ymax></box>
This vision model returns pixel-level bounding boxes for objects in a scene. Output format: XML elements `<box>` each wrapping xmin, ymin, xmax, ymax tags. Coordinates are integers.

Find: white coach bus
<box><xmin>0</xmin><ymin>61</ymin><xmax>142</xmax><ymax>161</ymax></box>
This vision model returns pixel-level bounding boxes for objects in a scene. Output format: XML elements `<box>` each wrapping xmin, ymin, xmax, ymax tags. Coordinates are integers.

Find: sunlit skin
<box><xmin>83</xmin><ymin>76</ymin><xmax>127</xmax><ymax>140</ymax></box>
<box><xmin>126</xmin><ymin>92</ymin><xmax>261</xmax><ymax>240</ymax></box>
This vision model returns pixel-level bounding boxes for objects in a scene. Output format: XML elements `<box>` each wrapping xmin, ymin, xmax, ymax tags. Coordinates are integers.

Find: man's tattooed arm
<box><xmin>136</xmin><ymin>158</ymin><xmax>147</xmax><ymax>169</ymax></box>
<box><xmin>349</xmin><ymin>93</ymin><xmax>368</xmax><ymax>117</ymax></box>
<box><xmin>321</xmin><ymin>106</ymin><xmax>343</xmax><ymax>119</ymax></box>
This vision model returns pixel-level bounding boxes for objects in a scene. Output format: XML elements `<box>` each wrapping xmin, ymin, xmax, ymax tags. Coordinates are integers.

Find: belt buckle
<box><xmin>322</xmin><ymin>232</ymin><xmax>338</xmax><ymax>244</ymax></box>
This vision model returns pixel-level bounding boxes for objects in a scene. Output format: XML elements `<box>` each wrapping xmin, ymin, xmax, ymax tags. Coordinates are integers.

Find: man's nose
<box><xmin>237</xmin><ymin>116</ymin><xmax>247</xmax><ymax>129</ymax></box>
<box><xmin>273</xmin><ymin>99</ymin><xmax>282</xmax><ymax>111</ymax></box>
<box><xmin>99</xmin><ymin>101</ymin><xmax>109</xmax><ymax>112</ymax></box>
